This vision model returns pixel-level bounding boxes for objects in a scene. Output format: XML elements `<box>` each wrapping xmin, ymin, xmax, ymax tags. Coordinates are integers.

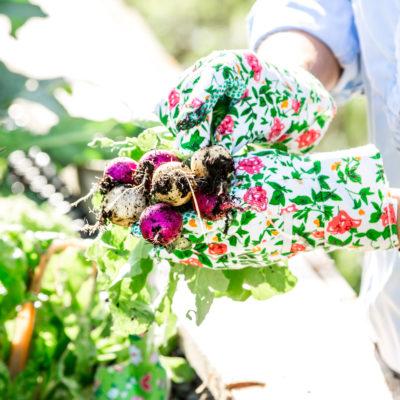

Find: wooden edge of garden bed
<box><xmin>176</xmin><ymin>251</ymin><xmax>400</xmax><ymax>400</ymax></box>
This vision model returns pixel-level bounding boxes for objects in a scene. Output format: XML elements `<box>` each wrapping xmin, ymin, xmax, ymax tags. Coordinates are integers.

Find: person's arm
<box><xmin>247</xmin><ymin>0</ymin><xmax>363</xmax><ymax>101</ymax></box>
<box><xmin>257</xmin><ymin>30</ymin><xmax>341</xmax><ymax>90</ymax></box>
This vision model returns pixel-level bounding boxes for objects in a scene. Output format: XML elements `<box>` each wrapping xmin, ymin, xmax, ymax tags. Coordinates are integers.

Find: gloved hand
<box><xmin>155</xmin><ymin>145</ymin><xmax>398</xmax><ymax>269</ymax></box>
<box><xmin>157</xmin><ymin>49</ymin><xmax>336</xmax><ymax>155</ymax></box>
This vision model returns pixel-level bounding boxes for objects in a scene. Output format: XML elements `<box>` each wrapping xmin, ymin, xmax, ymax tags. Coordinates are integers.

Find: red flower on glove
<box><xmin>181</xmin><ymin>257</ymin><xmax>203</xmax><ymax>267</ymax></box>
<box><xmin>168</xmin><ymin>89</ymin><xmax>180</xmax><ymax>109</ymax></box>
<box><xmin>381</xmin><ymin>204</ymin><xmax>396</xmax><ymax>227</ymax></box>
<box><xmin>290</xmin><ymin>243</ymin><xmax>306</xmax><ymax>253</ymax></box>
<box><xmin>237</xmin><ymin>156</ymin><xmax>264</xmax><ymax>174</ymax></box>
<box><xmin>296</xmin><ymin>129</ymin><xmax>321</xmax><ymax>149</ymax></box>
<box><xmin>244</xmin><ymin>186</ymin><xmax>268</xmax><ymax>211</ymax></box>
<box><xmin>217</xmin><ymin>115</ymin><xmax>234</xmax><ymax>135</ymax></box>
<box><xmin>245</xmin><ymin>53</ymin><xmax>262</xmax><ymax>81</ymax></box>
<box><xmin>327</xmin><ymin>210</ymin><xmax>361</xmax><ymax>234</ymax></box>
<box><xmin>312</xmin><ymin>230</ymin><xmax>325</xmax><ymax>239</ymax></box>
<box><xmin>268</xmin><ymin>117</ymin><xmax>285</xmax><ymax>141</ymax></box>
<box><xmin>208</xmin><ymin>243</ymin><xmax>228</xmax><ymax>255</ymax></box>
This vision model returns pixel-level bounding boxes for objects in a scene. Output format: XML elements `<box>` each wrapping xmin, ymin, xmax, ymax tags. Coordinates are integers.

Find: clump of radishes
<box><xmin>85</xmin><ymin>144</ymin><xmax>235</xmax><ymax>247</ymax></box>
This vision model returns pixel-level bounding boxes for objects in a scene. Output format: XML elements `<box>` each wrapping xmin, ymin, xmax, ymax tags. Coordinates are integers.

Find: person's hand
<box><xmin>157</xmin><ymin>50</ymin><xmax>336</xmax><ymax>155</ymax></box>
<box><xmin>152</xmin><ymin>145</ymin><xmax>398</xmax><ymax>269</ymax></box>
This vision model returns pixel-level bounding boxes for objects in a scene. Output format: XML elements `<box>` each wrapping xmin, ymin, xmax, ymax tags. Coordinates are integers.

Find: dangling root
<box><xmin>185</xmin><ymin>175</ymin><xmax>208</xmax><ymax>244</ymax></box>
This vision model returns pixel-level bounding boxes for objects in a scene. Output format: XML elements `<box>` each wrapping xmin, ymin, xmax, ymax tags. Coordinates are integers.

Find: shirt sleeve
<box><xmin>247</xmin><ymin>0</ymin><xmax>363</xmax><ymax>103</ymax></box>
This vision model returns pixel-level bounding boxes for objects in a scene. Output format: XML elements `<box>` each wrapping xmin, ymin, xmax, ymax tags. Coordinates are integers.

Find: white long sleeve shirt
<box><xmin>248</xmin><ymin>0</ymin><xmax>400</xmax><ymax>373</ymax></box>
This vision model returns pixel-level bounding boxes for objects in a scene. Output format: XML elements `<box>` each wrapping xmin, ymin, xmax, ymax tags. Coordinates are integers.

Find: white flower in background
<box><xmin>150</xmin><ymin>352</ymin><xmax>158</xmax><ymax>364</ymax></box>
<box><xmin>107</xmin><ymin>388</ymin><xmax>120</xmax><ymax>399</ymax></box>
<box><xmin>128</xmin><ymin>345</ymin><xmax>142</xmax><ymax>365</ymax></box>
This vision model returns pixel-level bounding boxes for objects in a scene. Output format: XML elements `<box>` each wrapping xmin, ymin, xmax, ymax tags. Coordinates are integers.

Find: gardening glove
<box><xmin>157</xmin><ymin>49</ymin><xmax>336</xmax><ymax>155</ymax></box>
<box><xmin>151</xmin><ymin>144</ymin><xmax>398</xmax><ymax>269</ymax></box>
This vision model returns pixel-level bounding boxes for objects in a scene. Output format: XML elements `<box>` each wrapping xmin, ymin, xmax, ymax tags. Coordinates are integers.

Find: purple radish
<box><xmin>140</xmin><ymin>203</ymin><xmax>183</xmax><ymax>246</ymax></box>
<box><xmin>104</xmin><ymin>157</ymin><xmax>137</xmax><ymax>184</ymax></box>
<box><xmin>194</xmin><ymin>189</ymin><xmax>232</xmax><ymax>220</ymax></box>
<box><xmin>139</xmin><ymin>150</ymin><xmax>180</xmax><ymax>171</ymax></box>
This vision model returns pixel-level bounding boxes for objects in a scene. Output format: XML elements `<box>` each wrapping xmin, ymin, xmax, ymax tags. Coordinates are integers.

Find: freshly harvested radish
<box><xmin>104</xmin><ymin>157</ymin><xmax>137</xmax><ymax>184</ymax></box>
<box><xmin>140</xmin><ymin>203</ymin><xmax>183</xmax><ymax>246</ymax></box>
<box><xmin>135</xmin><ymin>149</ymin><xmax>180</xmax><ymax>187</ymax></box>
<box><xmin>193</xmin><ymin>189</ymin><xmax>233</xmax><ymax>220</ymax></box>
<box><xmin>190</xmin><ymin>145</ymin><xmax>234</xmax><ymax>179</ymax></box>
<box><xmin>103</xmin><ymin>185</ymin><xmax>147</xmax><ymax>227</ymax></box>
<box><xmin>138</xmin><ymin>150</ymin><xmax>180</xmax><ymax>171</ymax></box>
<box><xmin>151</xmin><ymin>162</ymin><xmax>194</xmax><ymax>206</ymax></box>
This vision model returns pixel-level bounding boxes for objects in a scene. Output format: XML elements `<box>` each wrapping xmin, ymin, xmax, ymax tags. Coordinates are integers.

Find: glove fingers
<box><xmin>175</xmin><ymin>54</ymin><xmax>247</xmax><ymax>132</ymax></box>
<box><xmin>211</xmin><ymin>65</ymin><xmax>336</xmax><ymax>154</ymax></box>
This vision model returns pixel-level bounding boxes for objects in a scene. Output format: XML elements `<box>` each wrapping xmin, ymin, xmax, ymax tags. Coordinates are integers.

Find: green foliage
<box><xmin>0</xmin><ymin>0</ymin><xmax>46</xmax><ymax>37</ymax></box>
<box><xmin>0</xmin><ymin>117</ymin><xmax>145</xmax><ymax>166</ymax></box>
<box><xmin>159</xmin><ymin>356</ymin><xmax>195</xmax><ymax>384</ymax></box>
<box><xmin>0</xmin><ymin>196</ymin><xmax>138</xmax><ymax>398</ymax></box>
<box><xmin>0</xmin><ymin>62</ymin><xmax>68</xmax><ymax>118</ymax></box>
<box><xmin>128</xmin><ymin>0</ymin><xmax>254</xmax><ymax>65</ymax></box>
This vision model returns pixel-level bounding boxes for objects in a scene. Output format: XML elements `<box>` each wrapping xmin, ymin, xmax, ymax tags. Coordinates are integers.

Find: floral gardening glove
<box><xmin>150</xmin><ymin>145</ymin><xmax>398</xmax><ymax>269</ymax></box>
<box><xmin>157</xmin><ymin>50</ymin><xmax>336</xmax><ymax>155</ymax></box>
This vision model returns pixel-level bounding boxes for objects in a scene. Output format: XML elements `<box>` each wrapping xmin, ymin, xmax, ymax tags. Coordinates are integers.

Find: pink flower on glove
<box><xmin>268</xmin><ymin>117</ymin><xmax>285</xmax><ymax>141</ymax></box>
<box><xmin>190</xmin><ymin>97</ymin><xmax>203</xmax><ymax>109</ymax></box>
<box><xmin>241</xmin><ymin>88</ymin><xmax>250</xmax><ymax>98</ymax></box>
<box><xmin>245</xmin><ymin>53</ymin><xmax>262</xmax><ymax>81</ymax></box>
<box><xmin>280</xmin><ymin>204</ymin><xmax>299</xmax><ymax>214</ymax></box>
<box><xmin>292</xmin><ymin>99</ymin><xmax>301</xmax><ymax>114</ymax></box>
<box><xmin>237</xmin><ymin>157</ymin><xmax>264</xmax><ymax>174</ymax></box>
<box><xmin>381</xmin><ymin>204</ymin><xmax>396</xmax><ymax>227</ymax></box>
<box><xmin>217</xmin><ymin>115</ymin><xmax>234</xmax><ymax>135</ymax></box>
<box><xmin>244</xmin><ymin>186</ymin><xmax>268</xmax><ymax>211</ymax></box>
<box><xmin>168</xmin><ymin>89</ymin><xmax>180</xmax><ymax>109</ymax></box>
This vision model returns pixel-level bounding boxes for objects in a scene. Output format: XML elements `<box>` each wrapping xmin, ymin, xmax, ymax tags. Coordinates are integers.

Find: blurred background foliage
<box><xmin>128</xmin><ymin>0</ymin><xmax>368</xmax><ymax>292</ymax></box>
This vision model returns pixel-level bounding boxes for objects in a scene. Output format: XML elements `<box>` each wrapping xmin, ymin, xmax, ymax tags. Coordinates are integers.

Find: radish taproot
<box><xmin>191</xmin><ymin>145</ymin><xmax>234</xmax><ymax>180</ymax></box>
<box><xmin>103</xmin><ymin>185</ymin><xmax>147</xmax><ymax>227</ymax></box>
<box><xmin>140</xmin><ymin>203</ymin><xmax>183</xmax><ymax>246</ymax></box>
<box><xmin>151</xmin><ymin>162</ymin><xmax>194</xmax><ymax>206</ymax></box>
